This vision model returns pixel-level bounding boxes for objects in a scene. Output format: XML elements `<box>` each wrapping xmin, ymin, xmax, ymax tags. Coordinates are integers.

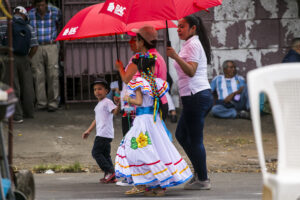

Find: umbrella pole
<box><xmin>166</xmin><ymin>20</ymin><xmax>171</xmax><ymax>47</ymax></box>
<box><xmin>114</xmin><ymin>33</ymin><xmax>122</xmax><ymax>90</ymax></box>
<box><xmin>115</xmin><ymin>33</ymin><xmax>120</xmax><ymax>61</ymax></box>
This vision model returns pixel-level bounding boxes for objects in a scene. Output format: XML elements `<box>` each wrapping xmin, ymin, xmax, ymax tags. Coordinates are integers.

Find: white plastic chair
<box><xmin>247</xmin><ymin>63</ymin><xmax>300</xmax><ymax>200</ymax></box>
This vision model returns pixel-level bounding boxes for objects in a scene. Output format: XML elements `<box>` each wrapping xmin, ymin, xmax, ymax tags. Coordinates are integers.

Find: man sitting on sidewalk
<box><xmin>210</xmin><ymin>60</ymin><xmax>250</xmax><ymax>119</ymax></box>
<box><xmin>282</xmin><ymin>38</ymin><xmax>300</xmax><ymax>63</ymax></box>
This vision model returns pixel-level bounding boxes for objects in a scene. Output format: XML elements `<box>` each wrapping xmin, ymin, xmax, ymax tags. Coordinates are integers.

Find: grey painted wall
<box><xmin>168</xmin><ymin>0</ymin><xmax>300</xmax><ymax>107</ymax></box>
<box><xmin>5</xmin><ymin>0</ymin><xmax>300</xmax><ymax>104</ymax></box>
<box><xmin>209</xmin><ymin>0</ymin><xmax>299</xmax><ymax>78</ymax></box>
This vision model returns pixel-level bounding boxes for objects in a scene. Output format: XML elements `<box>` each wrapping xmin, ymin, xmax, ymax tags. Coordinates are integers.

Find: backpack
<box><xmin>3</xmin><ymin>17</ymin><xmax>31</xmax><ymax>56</ymax></box>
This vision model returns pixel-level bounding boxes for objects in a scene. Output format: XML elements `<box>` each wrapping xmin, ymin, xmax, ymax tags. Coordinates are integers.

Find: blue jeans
<box><xmin>211</xmin><ymin>86</ymin><xmax>250</xmax><ymax>119</ymax></box>
<box><xmin>175</xmin><ymin>89</ymin><xmax>213</xmax><ymax>181</ymax></box>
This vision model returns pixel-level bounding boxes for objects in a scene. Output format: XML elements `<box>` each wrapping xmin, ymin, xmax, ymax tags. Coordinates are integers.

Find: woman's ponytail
<box><xmin>184</xmin><ymin>15</ymin><xmax>211</xmax><ymax>65</ymax></box>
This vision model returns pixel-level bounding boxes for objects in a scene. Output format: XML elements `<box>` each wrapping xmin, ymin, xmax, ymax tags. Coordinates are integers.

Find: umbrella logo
<box><xmin>62</xmin><ymin>27</ymin><xmax>79</xmax><ymax>36</ymax></box>
<box><xmin>107</xmin><ymin>2</ymin><xmax>115</xmax><ymax>12</ymax></box>
<box><xmin>107</xmin><ymin>2</ymin><xmax>126</xmax><ymax>17</ymax></box>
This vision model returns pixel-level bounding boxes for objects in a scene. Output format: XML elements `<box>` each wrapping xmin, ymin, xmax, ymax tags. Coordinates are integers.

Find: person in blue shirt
<box><xmin>210</xmin><ymin>60</ymin><xmax>250</xmax><ymax>119</ymax></box>
<box><xmin>282</xmin><ymin>38</ymin><xmax>300</xmax><ymax>63</ymax></box>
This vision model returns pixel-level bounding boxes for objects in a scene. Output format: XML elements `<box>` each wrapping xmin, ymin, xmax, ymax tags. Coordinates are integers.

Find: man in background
<box><xmin>0</xmin><ymin>6</ymin><xmax>38</xmax><ymax>123</ymax></box>
<box><xmin>28</xmin><ymin>0</ymin><xmax>61</xmax><ymax>112</ymax></box>
<box><xmin>282</xmin><ymin>38</ymin><xmax>300</xmax><ymax>63</ymax></box>
<box><xmin>210</xmin><ymin>60</ymin><xmax>250</xmax><ymax>119</ymax></box>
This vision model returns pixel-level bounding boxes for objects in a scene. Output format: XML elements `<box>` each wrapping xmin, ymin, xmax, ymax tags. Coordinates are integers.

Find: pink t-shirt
<box><xmin>174</xmin><ymin>35</ymin><xmax>210</xmax><ymax>96</ymax></box>
<box><xmin>132</xmin><ymin>49</ymin><xmax>167</xmax><ymax>81</ymax></box>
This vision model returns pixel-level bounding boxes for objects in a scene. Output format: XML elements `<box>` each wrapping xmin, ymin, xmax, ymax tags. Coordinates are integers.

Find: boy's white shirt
<box><xmin>94</xmin><ymin>97</ymin><xmax>117</xmax><ymax>139</ymax></box>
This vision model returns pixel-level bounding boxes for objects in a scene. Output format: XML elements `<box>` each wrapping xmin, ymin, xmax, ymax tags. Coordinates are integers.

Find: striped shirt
<box><xmin>210</xmin><ymin>75</ymin><xmax>246</xmax><ymax>100</ymax></box>
<box><xmin>28</xmin><ymin>4</ymin><xmax>61</xmax><ymax>44</ymax></box>
<box><xmin>0</xmin><ymin>15</ymin><xmax>38</xmax><ymax>48</ymax></box>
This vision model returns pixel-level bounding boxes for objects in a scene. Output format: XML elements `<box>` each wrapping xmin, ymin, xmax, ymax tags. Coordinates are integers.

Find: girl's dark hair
<box><xmin>184</xmin><ymin>15</ymin><xmax>211</xmax><ymax>65</ymax></box>
<box><xmin>132</xmin><ymin>56</ymin><xmax>156</xmax><ymax>75</ymax></box>
<box><xmin>137</xmin><ymin>33</ymin><xmax>157</xmax><ymax>50</ymax></box>
<box><xmin>132</xmin><ymin>54</ymin><xmax>159</xmax><ymax>99</ymax></box>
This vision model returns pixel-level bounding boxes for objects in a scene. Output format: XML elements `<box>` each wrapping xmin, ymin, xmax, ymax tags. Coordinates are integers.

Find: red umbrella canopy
<box><xmin>100</xmin><ymin>0</ymin><xmax>222</xmax><ymax>24</ymax></box>
<box><xmin>56</xmin><ymin>3</ymin><xmax>177</xmax><ymax>41</ymax></box>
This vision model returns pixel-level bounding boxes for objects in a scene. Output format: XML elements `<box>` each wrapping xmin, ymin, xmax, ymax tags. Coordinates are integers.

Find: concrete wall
<box><xmin>209</xmin><ymin>0</ymin><xmax>299</xmax><ymax>77</ymax></box>
<box><xmin>5</xmin><ymin>0</ymin><xmax>300</xmax><ymax>104</ymax></box>
<box><xmin>168</xmin><ymin>0</ymin><xmax>300</xmax><ymax>107</ymax></box>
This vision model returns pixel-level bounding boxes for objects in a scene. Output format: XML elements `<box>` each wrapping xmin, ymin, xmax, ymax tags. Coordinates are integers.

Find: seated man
<box><xmin>282</xmin><ymin>38</ymin><xmax>300</xmax><ymax>63</ymax></box>
<box><xmin>210</xmin><ymin>60</ymin><xmax>250</xmax><ymax>119</ymax></box>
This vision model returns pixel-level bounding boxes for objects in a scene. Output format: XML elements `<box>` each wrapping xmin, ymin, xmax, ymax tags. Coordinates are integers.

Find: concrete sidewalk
<box><xmin>3</xmin><ymin>103</ymin><xmax>276</xmax><ymax>172</ymax></box>
<box><xmin>2</xmin><ymin>104</ymin><xmax>274</xmax><ymax>199</ymax></box>
<box><xmin>35</xmin><ymin>173</ymin><xmax>262</xmax><ymax>200</ymax></box>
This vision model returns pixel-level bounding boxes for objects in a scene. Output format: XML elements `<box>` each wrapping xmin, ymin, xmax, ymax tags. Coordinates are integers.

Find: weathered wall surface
<box><xmin>168</xmin><ymin>0</ymin><xmax>299</xmax><ymax>107</ymax></box>
<box><xmin>202</xmin><ymin>0</ymin><xmax>300</xmax><ymax>78</ymax></box>
<box><xmin>5</xmin><ymin>0</ymin><xmax>300</xmax><ymax>103</ymax></box>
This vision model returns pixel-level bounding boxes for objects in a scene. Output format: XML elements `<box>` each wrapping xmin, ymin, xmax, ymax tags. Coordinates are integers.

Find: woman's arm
<box><xmin>166</xmin><ymin>47</ymin><xmax>198</xmax><ymax>77</ymax></box>
<box><xmin>123</xmin><ymin>88</ymin><xmax>143</xmax><ymax>106</ymax></box>
<box><xmin>115</xmin><ymin>61</ymin><xmax>138</xmax><ymax>84</ymax></box>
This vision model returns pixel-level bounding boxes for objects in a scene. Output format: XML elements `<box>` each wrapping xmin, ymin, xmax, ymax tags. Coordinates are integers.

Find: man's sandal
<box><xmin>125</xmin><ymin>186</ymin><xmax>146</xmax><ymax>195</ymax></box>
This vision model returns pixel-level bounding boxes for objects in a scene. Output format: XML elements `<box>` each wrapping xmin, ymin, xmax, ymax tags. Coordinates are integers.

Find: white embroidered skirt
<box><xmin>115</xmin><ymin>114</ymin><xmax>193</xmax><ymax>188</ymax></box>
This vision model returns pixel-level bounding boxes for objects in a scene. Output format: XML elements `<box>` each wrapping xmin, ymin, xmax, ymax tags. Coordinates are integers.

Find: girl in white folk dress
<box><xmin>115</xmin><ymin>52</ymin><xmax>193</xmax><ymax>197</ymax></box>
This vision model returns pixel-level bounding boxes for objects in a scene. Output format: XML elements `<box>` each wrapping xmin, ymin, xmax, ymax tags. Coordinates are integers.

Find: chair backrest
<box><xmin>247</xmin><ymin>63</ymin><xmax>300</xmax><ymax>177</ymax></box>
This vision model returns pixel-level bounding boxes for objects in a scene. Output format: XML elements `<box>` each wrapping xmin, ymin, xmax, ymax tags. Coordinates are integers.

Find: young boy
<box><xmin>82</xmin><ymin>78</ymin><xmax>120</xmax><ymax>183</ymax></box>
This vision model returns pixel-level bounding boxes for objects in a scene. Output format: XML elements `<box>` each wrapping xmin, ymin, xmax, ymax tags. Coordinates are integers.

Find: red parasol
<box><xmin>56</xmin><ymin>3</ymin><xmax>177</xmax><ymax>41</ymax></box>
<box><xmin>100</xmin><ymin>0</ymin><xmax>222</xmax><ymax>46</ymax></box>
<box><xmin>100</xmin><ymin>0</ymin><xmax>222</xmax><ymax>24</ymax></box>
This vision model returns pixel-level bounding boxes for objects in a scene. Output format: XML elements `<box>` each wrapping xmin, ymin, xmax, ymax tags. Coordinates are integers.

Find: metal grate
<box><xmin>62</xmin><ymin>0</ymin><xmax>168</xmax><ymax>103</ymax></box>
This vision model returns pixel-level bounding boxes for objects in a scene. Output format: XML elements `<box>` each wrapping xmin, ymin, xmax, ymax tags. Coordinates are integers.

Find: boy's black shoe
<box><xmin>170</xmin><ymin>114</ymin><xmax>177</xmax><ymax>123</ymax></box>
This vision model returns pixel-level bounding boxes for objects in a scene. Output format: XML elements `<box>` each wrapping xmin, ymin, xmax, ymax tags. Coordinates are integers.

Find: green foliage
<box><xmin>32</xmin><ymin>161</ymin><xmax>83</xmax><ymax>173</ymax></box>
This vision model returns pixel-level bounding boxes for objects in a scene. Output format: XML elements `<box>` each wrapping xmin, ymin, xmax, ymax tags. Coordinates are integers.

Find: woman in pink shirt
<box><xmin>115</xmin><ymin>26</ymin><xmax>169</xmax><ymax>131</ymax></box>
<box><xmin>116</xmin><ymin>26</ymin><xmax>177</xmax><ymax>123</ymax></box>
<box><xmin>116</xmin><ymin>26</ymin><xmax>165</xmax><ymax>84</ymax></box>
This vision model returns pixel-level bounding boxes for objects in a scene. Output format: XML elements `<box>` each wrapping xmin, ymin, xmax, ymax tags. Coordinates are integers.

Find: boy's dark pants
<box><xmin>92</xmin><ymin>136</ymin><xmax>114</xmax><ymax>173</ymax></box>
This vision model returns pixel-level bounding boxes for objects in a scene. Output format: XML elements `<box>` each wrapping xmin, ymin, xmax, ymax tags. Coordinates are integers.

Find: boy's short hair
<box><xmin>91</xmin><ymin>78</ymin><xmax>110</xmax><ymax>93</ymax></box>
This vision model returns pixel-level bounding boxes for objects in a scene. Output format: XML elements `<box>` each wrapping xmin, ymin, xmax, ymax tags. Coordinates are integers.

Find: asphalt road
<box><xmin>35</xmin><ymin>172</ymin><xmax>262</xmax><ymax>200</ymax></box>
